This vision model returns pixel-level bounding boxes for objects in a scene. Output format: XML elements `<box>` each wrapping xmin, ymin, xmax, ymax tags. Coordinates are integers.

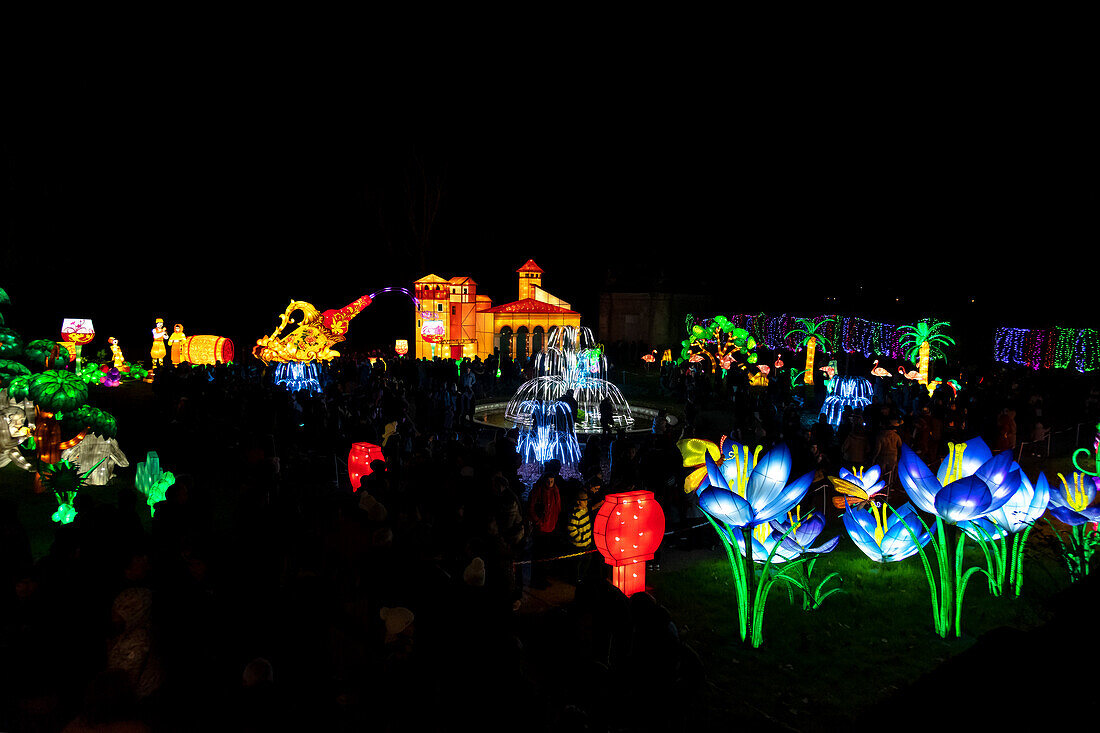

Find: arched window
<box><xmin>498</xmin><ymin>327</ymin><xmax>513</xmax><ymax>362</ymax></box>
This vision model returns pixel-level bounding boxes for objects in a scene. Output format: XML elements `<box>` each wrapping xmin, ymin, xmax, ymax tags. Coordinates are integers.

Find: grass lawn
<box><xmin>648</xmin><ymin>522</ymin><xmax>1073</xmax><ymax>730</ymax></box>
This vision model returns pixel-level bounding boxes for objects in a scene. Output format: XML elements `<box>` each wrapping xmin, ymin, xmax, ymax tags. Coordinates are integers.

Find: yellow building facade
<box><xmin>413</xmin><ymin>259</ymin><xmax>580</xmax><ymax>361</ymax></box>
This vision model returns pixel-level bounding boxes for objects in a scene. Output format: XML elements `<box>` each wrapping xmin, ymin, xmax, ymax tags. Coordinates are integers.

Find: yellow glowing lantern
<box><xmin>178</xmin><ymin>336</ymin><xmax>234</xmax><ymax>365</ymax></box>
<box><xmin>168</xmin><ymin>324</ymin><xmax>187</xmax><ymax>365</ymax></box>
<box><xmin>395</xmin><ymin>339</ymin><xmax>409</xmax><ymax>355</ymax></box>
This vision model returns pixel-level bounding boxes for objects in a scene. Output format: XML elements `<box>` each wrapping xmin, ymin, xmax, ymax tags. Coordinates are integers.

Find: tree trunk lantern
<box><xmin>348</xmin><ymin>442</ymin><xmax>385</xmax><ymax>491</ymax></box>
<box><xmin>593</xmin><ymin>490</ymin><xmax>665</xmax><ymax>597</ymax></box>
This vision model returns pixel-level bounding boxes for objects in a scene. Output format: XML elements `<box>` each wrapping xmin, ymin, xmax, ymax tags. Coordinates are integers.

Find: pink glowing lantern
<box><xmin>593</xmin><ymin>490</ymin><xmax>665</xmax><ymax>597</ymax></box>
<box><xmin>348</xmin><ymin>442</ymin><xmax>385</xmax><ymax>491</ymax></box>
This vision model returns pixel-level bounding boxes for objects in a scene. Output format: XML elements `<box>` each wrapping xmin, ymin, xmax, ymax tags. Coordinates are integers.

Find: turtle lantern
<box><xmin>593</xmin><ymin>490</ymin><xmax>665</xmax><ymax>597</ymax></box>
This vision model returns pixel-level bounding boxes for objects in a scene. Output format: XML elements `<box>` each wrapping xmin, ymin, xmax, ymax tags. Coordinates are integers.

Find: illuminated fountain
<box><xmin>819</xmin><ymin>375</ymin><xmax>872</xmax><ymax>427</ymax></box>
<box><xmin>505</xmin><ymin>326</ymin><xmax>633</xmax><ymax>434</ymax></box>
<box><xmin>515</xmin><ymin>400</ymin><xmax>582</xmax><ymax>466</ymax></box>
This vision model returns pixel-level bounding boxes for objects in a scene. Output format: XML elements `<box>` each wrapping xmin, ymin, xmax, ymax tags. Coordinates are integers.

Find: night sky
<box><xmin>4</xmin><ymin>54</ymin><xmax>1093</xmax><ymax>364</ymax></box>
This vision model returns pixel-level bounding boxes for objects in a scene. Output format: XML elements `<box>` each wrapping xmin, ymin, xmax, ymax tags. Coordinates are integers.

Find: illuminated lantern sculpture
<box><xmin>348</xmin><ymin>442</ymin><xmax>385</xmax><ymax>491</ymax></box>
<box><xmin>784</xmin><ymin>317</ymin><xmax>835</xmax><ymax>385</ymax></box>
<box><xmin>168</xmin><ymin>324</ymin><xmax>187</xmax><ymax>365</ymax></box>
<box><xmin>395</xmin><ymin>339</ymin><xmax>409</xmax><ymax>356</ymax></box>
<box><xmin>178</xmin><ymin>335</ymin><xmax>234</xmax><ymax>365</ymax></box>
<box><xmin>593</xmin><ymin>490</ymin><xmax>665</xmax><ymax>597</ymax></box>
<box><xmin>60</xmin><ymin>318</ymin><xmax>95</xmax><ymax>366</ymax></box>
<box><xmin>898</xmin><ymin>320</ymin><xmax>955</xmax><ymax>385</ymax></box>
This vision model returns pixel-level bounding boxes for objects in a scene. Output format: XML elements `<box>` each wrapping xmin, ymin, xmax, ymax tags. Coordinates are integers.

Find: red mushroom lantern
<box><xmin>593</xmin><ymin>490</ymin><xmax>665</xmax><ymax>597</ymax></box>
<box><xmin>348</xmin><ymin>442</ymin><xmax>385</xmax><ymax>491</ymax></box>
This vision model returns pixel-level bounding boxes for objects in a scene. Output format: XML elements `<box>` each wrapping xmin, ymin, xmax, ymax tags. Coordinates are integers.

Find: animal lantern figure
<box><xmin>253</xmin><ymin>287</ymin><xmax>419</xmax><ymax>364</ymax></box>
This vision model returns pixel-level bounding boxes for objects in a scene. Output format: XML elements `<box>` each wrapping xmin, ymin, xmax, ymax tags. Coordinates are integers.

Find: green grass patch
<box><xmin>649</xmin><ymin>534</ymin><xmax>1067</xmax><ymax>729</ymax></box>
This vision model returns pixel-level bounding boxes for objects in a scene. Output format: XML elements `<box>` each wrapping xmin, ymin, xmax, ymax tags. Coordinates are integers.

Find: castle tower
<box><xmin>517</xmin><ymin>259</ymin><xmax>543</xmax><ymax>301</ymax></box>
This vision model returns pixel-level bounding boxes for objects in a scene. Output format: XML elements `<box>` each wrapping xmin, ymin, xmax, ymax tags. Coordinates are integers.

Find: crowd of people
<box><xmin>1</xmin><ymin>347</ymin><xmax>1096</xmax><ymax>731</ymax></box>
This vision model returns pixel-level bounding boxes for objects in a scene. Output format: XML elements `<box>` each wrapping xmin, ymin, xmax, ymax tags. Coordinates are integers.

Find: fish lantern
<box><xmin>395</xmin><ymin>339</ymin><xmax>409</xmax><ymax>356</ymax></box>
<box><xmin>348</xmin><ymin>442</ymin><xmax>385</xmax><ymax>491</ymax></box>
<box><xmin>593</xmin><ymin>490</ymin><xmax>665</xmax><ymax>597</ymax></box>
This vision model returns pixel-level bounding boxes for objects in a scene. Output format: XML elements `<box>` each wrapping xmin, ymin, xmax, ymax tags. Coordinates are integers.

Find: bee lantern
<box><xmin>348</xmin><ymin>442</ymin><xmax>385</xmax><ymax>492</ymax></box>
<box><xmin>593</xmin><ymin>490</ymin><xmax>665</xmax><ymax>597</ymax></box>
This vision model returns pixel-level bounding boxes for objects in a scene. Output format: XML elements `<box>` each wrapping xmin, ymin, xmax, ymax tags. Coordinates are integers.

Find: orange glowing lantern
<box><xmin>348</xmin><ymin>442</ymin><xmax>385</xmax><ymax>491</ymax></box>
<box><xmin>593</xmin><ymin>490</ymin><xmax>665</xmax><ymax>597</ymax></box>
<box><xmin>395</xmin><ymin>339</ymin><xmax>409</xmax><ymax>356</ymax></box>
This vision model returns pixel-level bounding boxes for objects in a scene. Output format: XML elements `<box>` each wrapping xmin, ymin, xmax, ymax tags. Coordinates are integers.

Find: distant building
<box><xmin>598</xmin><ymin>291</ymin><xmax>707</xmax><ymax>348</ymax></box>
<box><xmin>413</xmin><ymin>259</ymin><xmax>581</xmax><ymax>360</ymax></box>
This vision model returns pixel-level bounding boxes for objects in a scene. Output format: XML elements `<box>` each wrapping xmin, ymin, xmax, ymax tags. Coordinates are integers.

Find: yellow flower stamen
<box><xmin>946</xmin><ymin>442</ymin><xmax>968</xmax><ymax>483</ymax></box>
<box><xmin>870</xmin><ymin>502</ymin><xmax>886</xmax><ymax>545</ymax></box>
<box><xmin>1057</xmin><ymin>472</ymin><xmax>1090</xmax><ymax>512</ymax></box>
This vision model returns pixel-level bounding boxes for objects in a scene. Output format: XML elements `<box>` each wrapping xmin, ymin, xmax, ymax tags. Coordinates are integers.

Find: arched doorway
<box><xmin>532</xmin><ymin>325</ymin><xmax>544</xmax><ymax>356</ymax></box>
<box><xmin>498</xmin><ymin>327</ymin><xmax>513</xmax><ymax>362</ymax></box>
<box><xmin>516</xmin><ymin>326</ymin><xmax>529</xmax><ymax>363</ymax></box>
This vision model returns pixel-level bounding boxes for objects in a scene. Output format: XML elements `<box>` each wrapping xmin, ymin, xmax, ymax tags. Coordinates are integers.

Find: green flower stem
<box><xmin>705</xmin><ymin>515</ymin><xmax>749</xmax><ymax>643</ymax></box>
<box><xmin>891</xmin><ymin>507</ymin><xmax>942</xmax><ymax>635</ymax></box>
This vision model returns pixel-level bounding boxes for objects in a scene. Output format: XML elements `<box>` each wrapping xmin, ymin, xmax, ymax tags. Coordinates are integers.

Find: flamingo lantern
<box><xmin>899</xmin><ymin>366</ymin><xmax>920</xmax><ymax>381</ymax></box>
<box><xmin>871</xmin><ymin>360</ymin><xmax>891</xmax><ymax>378</ymax></box>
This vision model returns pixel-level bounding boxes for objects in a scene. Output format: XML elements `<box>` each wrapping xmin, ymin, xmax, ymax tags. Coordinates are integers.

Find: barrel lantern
<box><xmin>179</xmin><ymin>335</ymin><xmax>234</xmax><ymax>365</ymax></box>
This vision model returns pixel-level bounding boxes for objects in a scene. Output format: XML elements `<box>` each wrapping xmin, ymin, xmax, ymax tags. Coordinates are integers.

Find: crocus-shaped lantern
<box><xmin>348</xmin><ymin>442</ymin><xmax>385</xmax><ymax>491</ymax></box>
<box><xmin>593</xmin><ymin>490</ymin><xmax>665</xmax><ymax>597</ymax></box>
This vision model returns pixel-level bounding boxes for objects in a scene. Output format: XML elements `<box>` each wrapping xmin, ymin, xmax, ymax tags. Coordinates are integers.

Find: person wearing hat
<box><xmin>565</xmin><ymin>489</ymin><xmax>597</xmax><ymax>585</ymax></box>
<box><xmin>150</xmin><ymin>318</ymin><xmax>168</xmax><ymax>368</ymax></box>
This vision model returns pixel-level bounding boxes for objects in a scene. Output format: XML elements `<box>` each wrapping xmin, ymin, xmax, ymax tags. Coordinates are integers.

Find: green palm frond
<box><xmin>784</xmin><ymin>317</ymin><xmax>836</xmax><ymax>352</ymax></box>
<box><xmin>898</xmin><ymin>320</ymin><xmax>955</xmax><ymax>362</ymax></box>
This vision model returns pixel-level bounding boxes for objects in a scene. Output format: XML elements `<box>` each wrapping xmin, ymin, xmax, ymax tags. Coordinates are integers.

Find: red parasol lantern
<box><xmin>348</xmin><ymin>442</ymin><xmax>385</xmax><ymax>491</ymax></box>
<box><xmin>593</xmin><ymin>490</ymin><xmax>665</xmax><ymax>597</ymax></box>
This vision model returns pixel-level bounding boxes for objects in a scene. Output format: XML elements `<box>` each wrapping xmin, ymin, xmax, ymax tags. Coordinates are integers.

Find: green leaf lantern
<box><xmin>135</xmin><ymin>451</ymin><xmax>175</xmax><ymax>516</ymax></box>
<box><xmin>29</xmin><ymin>371</ymin><xmax>88</xmax><ymax>413</ymax></box>
<box><xmin>7</xmin><ymin>374</ymin><xmax>33</xmax><ymax>402</ymax></box>
<box><xmin>0</xmin><ymin>327</ymin><xmax>23</xmax><ymax>359</ymax></box>
<box><xmin>0</xmin><ymin>360</ymin><xmax>33</xmax><ymax>390</ymax></box>
<box><xmin>24</xmin><ymin>339</ymin><xmax>60</xmax><ymax>369</ymax></box>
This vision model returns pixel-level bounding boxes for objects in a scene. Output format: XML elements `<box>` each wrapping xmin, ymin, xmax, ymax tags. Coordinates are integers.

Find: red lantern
<box><xmin>593</xmin><ymin>490</ymin><xmax>665</xmax><ymax>597</ymax></box>
<box><xmin>348</xmin><ymin>442</ymin><xmax>385</xmax><ymax>491</ymax></box>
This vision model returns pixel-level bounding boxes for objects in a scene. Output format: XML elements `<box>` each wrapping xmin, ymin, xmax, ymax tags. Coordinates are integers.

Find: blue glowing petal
<box><xmin>705</xmin><ymin>452</ymin><xmax>730</xmax><ymax>492</ymax></box>
<box><xmin>958</xmin><ymin>517</ymin><xmax>1008</xmax><ymax>542</ymax></box>
<box><xmin>934</xmin><ymin>476</ymin><xmax>993</xmax><ymax>522</ymax></box>
<box><xmin>976</xmin><ymin>453</ymin><xmax>1021</xmax><ymax>513</ymax></box>
<box><xmin>838</xmin><ymin>467</ymin><xmax>859</xmax><ymax>484</ymax></box>
<box><xmin>803</xmin><ymin>534</ymin><xmax>841</xmax><ymax>555</ymax></box>
<box><xmin>698</xmin><ymin>486</ymin><xmax>754</xmax><ymax>527</ymax></box>
<box><xmin>754</xmin><ymin>470</ymin><xmax>813</xmax><ymax>525</ymax></box>
<box><xmin>1047</xmin><ymin>505</ymin><xmax>1093</xmax><ymax>526</ymax></box>
<box><xmin>898</xmin><ymin>445</ymin><xmax>941</xmax><ymax>516</ymax></box>
<box><xmin>745</xmin><ymin>444</ymin><xmax>793</xmax><ymax>512</ymax></box>
<box><xmin>843</xmin><ymin>506</ymin><xmax>886</xmax><ymax>561</ymax></box>
<box><xmin>790</xmin><ymin>513</ymin><xmax>826</xmax><ymax>546</ymax></box>
<box><xmin>861</xmin><ymin>465</ymin><xmax>883</xmax><ymax>490</ymax></box>
<box><xmin>881</xmin><ymin>504</ymin><xmax>933</xmax><ymax>561</ymax></box>
<box><xmin>936</xmin><ymin>437</ymin><xmax>993</xmax><ymax>484</ymax></box>
<box><xmin>1028</xmin><ymin>473</ymin><xmax>1051</xmax><ymax>521</ymax></box>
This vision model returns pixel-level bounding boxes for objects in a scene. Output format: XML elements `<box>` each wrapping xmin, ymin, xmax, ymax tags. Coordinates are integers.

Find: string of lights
<box><xmin>993</xmin><ymin>326</ymin><xmax>1100</xmax><ymax>372</ymax></box>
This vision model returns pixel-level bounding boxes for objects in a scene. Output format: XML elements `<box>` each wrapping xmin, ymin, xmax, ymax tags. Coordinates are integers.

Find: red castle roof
<box><xmin>480</xmin><ymin>298</ymin><xmax>577</xmax><ymax>315</ymax></box>
<box><xmin>516</xmin><ymin>259</ymin><xmax>544</xmax><ymax>274</ymax></box>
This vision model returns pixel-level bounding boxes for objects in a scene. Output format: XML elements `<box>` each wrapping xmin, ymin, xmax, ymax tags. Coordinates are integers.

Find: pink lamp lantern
<box><xmin>593</xmin><ymin>490</ymin><xmax>665</xmax><ymax>597</ymax></box>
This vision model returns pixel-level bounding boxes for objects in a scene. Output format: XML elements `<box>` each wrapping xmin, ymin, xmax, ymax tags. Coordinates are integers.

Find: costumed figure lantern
<box><xmin>168</xmin><ymin>324</ymin><xmax>187</xmax><ymax>365</ymax></box>
<box><xmin>593</xmin><ymin>490</ymin><xmax>665</xmax><ymax>597</ymax></box>
<box><xmin>108</xmin><ymin>337</ymin><xmax>125</xmax><ymax>369</ymax></box>
<box><xmin>150</xmin><ymin>318</ymin><xmax>168</xmax><ymax>368</ymax></box>
<box><xmin>348</xmin><ymin>442</ymin><xmax>385</xmax><ymax>492</ymax></box>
